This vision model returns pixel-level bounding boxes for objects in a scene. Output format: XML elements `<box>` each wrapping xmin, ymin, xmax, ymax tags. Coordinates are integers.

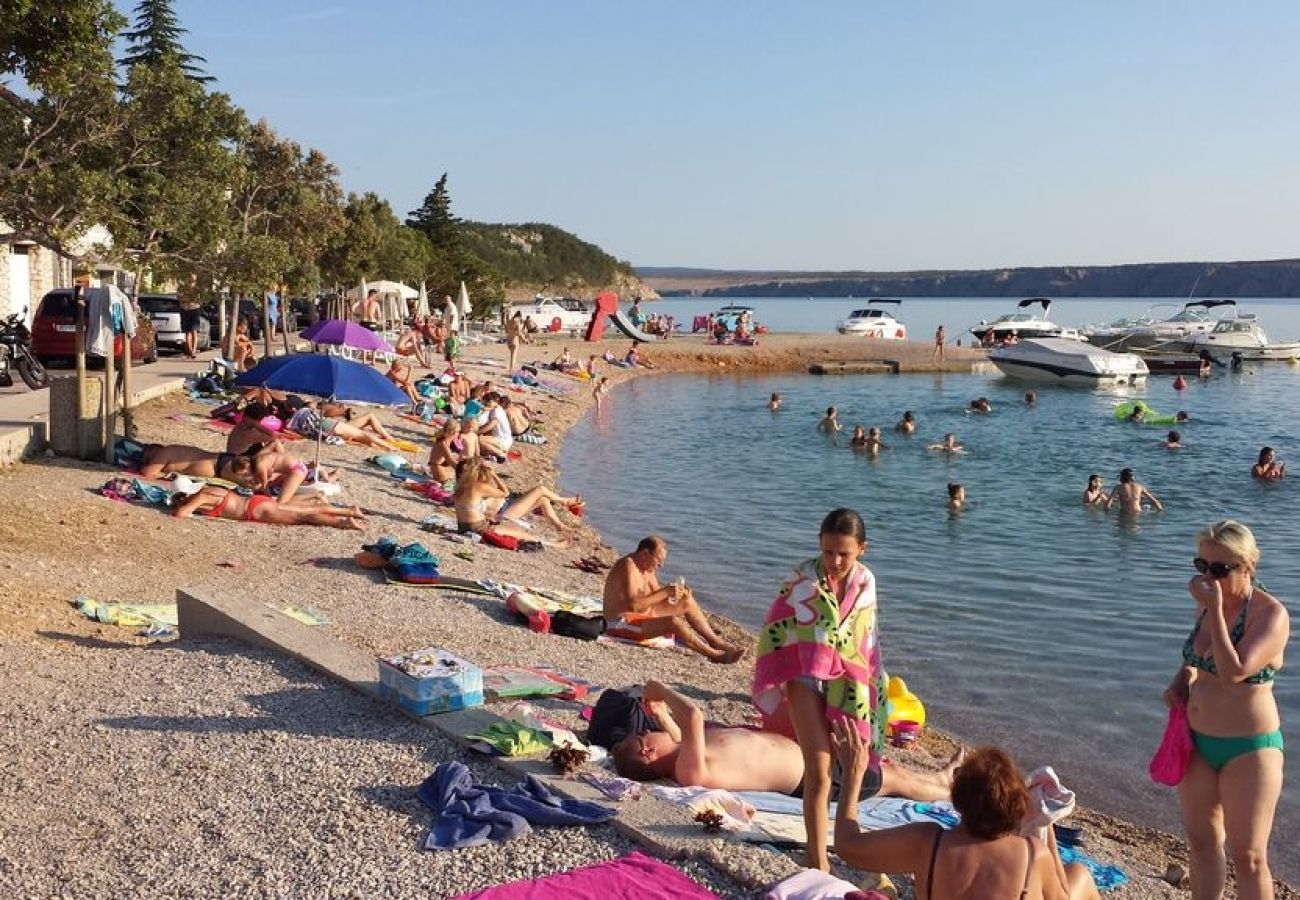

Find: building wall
<box><xmin>0</xmin><ymin>243</ymin><xmax>72</xmax><ymax>324</ymax></box>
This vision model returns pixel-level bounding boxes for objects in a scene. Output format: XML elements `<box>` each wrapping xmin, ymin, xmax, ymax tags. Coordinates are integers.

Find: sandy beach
<box><xmin>0</xmin><ymin>331</ymin><xmax>1292</xmax><ymax>899</ymax></box>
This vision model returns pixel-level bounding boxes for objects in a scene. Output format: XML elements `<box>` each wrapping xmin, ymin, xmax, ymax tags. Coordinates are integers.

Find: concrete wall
<box><xmin>0</xmin><ymin>242</ymin><xmax>70</xmax><ymax>324</ymax></box>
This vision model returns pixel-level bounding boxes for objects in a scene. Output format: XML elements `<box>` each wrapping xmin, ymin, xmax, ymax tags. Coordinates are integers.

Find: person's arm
<box><xmin>1192</xmin><ymin>580</ymin><xmax>1289</xmax><ymax>682</ymax></box>
<box><xmin>1103</xmin><ymin>488</ymin><xmax>1117</xmax><ymax>510</ymax></box>
<box><xmin>1142</xmin><ymin>487</ymin><xmax>1164</xmax><ymax>511</ymax></box>
<box><xmin>645</xmin><ymin>681</ymin><xmax>707</xmax><ymax>784</ymax></box>
<box><xmin>172</xmin><ymin>490</ymin><xmax>209</xmax><ymax>518</ymax></box>
<box><xmin>605</xmin><ymin>560</ymin><xmax>673</xmax><ymax>614</ymax></box>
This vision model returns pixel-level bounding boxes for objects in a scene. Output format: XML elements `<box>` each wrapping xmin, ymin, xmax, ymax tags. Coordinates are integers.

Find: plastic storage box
<box><xmin>377</xmin><ymin>648</ymin><xmax>484</xmax><ymax>716</ymax></box>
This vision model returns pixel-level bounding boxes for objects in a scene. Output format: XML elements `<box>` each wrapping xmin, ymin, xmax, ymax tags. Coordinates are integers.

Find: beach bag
<box><xmin>1149</xmin><ymin>704</ymin><xmax>1194</xmax><ymax>786</ymax></box>
<box><xmin>550</xmin><ymin>611</ymin><xmax>605</xmax><ymax>641</ymax></box>
<box><xmin>588</xmin><ymin>687</ymin><xmax>660</xmax><ymax>748</ymax></box>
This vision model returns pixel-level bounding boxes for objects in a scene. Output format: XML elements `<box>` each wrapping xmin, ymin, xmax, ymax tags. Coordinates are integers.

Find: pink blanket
<box><xmin>450</xmin><ymin>852</ymin><xmax>718</xmax><ymax>899</ymax></box>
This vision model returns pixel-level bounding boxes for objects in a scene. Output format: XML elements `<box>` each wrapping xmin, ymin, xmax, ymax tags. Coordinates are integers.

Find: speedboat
<box><xmin>710</xmin><ymin>303</ymin><xmax>757</xmax><ymax>331</ymax></box>
<box><xmin>836</xmin><ymin>299</ymin><xmax>907</xmax><ymax>339</ymax></box>
<box><xmin>1189</xmin><ymin>311</ymin><xmax>1300</xmax><ymax>361</ymax></box>
<box><xmin>527</xmin><ymin>295</ymin><xmax>593</xmax><ymax>332</ymax></box>
<box><xmin>989</xmin><ymin>337</ymin><xmax>1149</xmax><ymax>386</ymax></box>
<box><xmin>1086</xmin><ymin>300</ymin><xmax>1231</xmax><ymax>349</ymax></box>
<box><xmin>969</xmin><ymin>298</ymin><xmax>1083</xmax><ymax>344</ymax></box>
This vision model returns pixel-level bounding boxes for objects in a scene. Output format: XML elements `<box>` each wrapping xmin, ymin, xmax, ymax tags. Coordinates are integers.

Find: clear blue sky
<box><xmin>175</xmin><ymin>1</ymin><xmax>1300</xmax><ymax>271</ymax></box>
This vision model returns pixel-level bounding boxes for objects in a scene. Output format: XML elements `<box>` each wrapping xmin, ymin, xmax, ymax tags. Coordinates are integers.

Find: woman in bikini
<box><xmin>1252</xmin><ymin>446</ymin><xmax>1285</xmax><ymax>480</ymax></box>
<box><xmin>287</xmin><ymin>404</ymin><xmax>398</xmax><ymax>452</ymax></box>
<box><xmin>427</xmin><ymin>419</ymin><xmax>461</xmax><ymax>485</ymax></box>
<box><xmin>1165</xmin><ymin>520</ymin><xmax>1288</xmax><ymax>900</ymax></box>
<box><xmin>171</xmin><ymin>485</ymin><xmax>366</xmax><ymax>529</ymax></box>
<box><xmin>1081</xmin><ymin>474</ymin><xmax>1105</xmax><ymax>506</ymax></box>
<box><xmin>833</xmin><ymin>733</ymin><xmax>1099</xmax><ymax>899</ymax></box>
<box><xmin>140</xmin><ymin>444</ymin><xmax>239</xmax><ymax>481</ymax></box>
<box><xmin>452</xmin><ymin>457</ymin><xmax>581</xmax><ymax>542</ymax></box>
<box><xmin>505</xmin><ymin>311</ymin><xmax>523</xmax><ymax>374</ymax></box>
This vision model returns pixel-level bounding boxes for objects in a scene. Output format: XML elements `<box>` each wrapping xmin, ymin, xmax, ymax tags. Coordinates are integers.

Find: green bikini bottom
<box><xmin>1191</xmin><ymin>729</ymin><xmax>1285</xmax><ymax>771</ymax></box>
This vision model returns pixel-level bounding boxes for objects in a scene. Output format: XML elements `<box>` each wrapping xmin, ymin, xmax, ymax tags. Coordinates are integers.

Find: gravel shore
<box><xmin>0</xmin><ymin>332</ymin><xmax>1292</xmax><ymax>898</ymax></box>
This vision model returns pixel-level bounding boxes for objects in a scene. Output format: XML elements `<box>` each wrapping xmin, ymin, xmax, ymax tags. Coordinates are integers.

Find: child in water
<box><xmin>928</xmin><ymin>433</ymin><xmax>965</xmax><ymax>454</ymax></box>
<box><xmin>817</xmin><ymin>406</ymin><xmax>842</xmax><ymax>433</ymax></box>
<box><xmin>593</xmin><ymin>376</ymin><xmax>609</xmax><ymax>410</ymax></box>
<box><xmin>769</xmin><ymin>392</ymin><xmax>782</xmax><ymax>412</ymax></box>
<box><xmin>1164</xmin><ymin>430</ymin><xmax>1182</xmax><ymax>449</ymax></box>
<box><xmin>947</xmin><ymin>482</ymin><xmax>966</xmax><ymax>511</ymax></box>
<box><xmin>895</xmin><ymin>410</ymin><xmax>916</xmax><ymax>434</ymax></box>
<box><xmin>1082</xmin><ymin>473</ymin><xmax>1106</xmax><ymax>506</ymax></box>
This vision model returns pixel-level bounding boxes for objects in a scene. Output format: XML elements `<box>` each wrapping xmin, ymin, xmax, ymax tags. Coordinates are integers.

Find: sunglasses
<box><xmin>1193</xmin><ymin>557</ymin><xmax>1241</xmax><ymax>579</ymax></box>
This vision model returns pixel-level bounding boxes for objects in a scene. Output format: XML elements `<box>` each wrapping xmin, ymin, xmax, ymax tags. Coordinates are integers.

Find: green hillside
<box><xmin>461</xmin><ymin>222</ymin><xmax>635</xmax><ymax>288</ymax></box>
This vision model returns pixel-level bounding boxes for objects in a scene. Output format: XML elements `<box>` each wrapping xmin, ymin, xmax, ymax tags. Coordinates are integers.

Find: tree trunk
<box><xmin>226</xmin><ymin>293</ymin><xmax>241</xmax><ymax>360</ymax></box>
<box><xmin>217</xmin><ymin>293</ymin><xmax>227</xmax><ymax>350</ymax></box>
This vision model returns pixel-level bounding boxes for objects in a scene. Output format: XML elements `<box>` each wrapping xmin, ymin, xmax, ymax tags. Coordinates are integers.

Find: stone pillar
<box><xmin>49</xmin><ymin>375</ymin><xmax>104</xmax><ymax>460</ymax></box>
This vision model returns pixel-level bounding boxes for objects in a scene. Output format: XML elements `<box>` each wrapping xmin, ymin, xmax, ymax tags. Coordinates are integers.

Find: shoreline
<box><xmin>0</xmin><ymin>331</ymin><xmax>1292</xmax><ymax>898</ymax></box>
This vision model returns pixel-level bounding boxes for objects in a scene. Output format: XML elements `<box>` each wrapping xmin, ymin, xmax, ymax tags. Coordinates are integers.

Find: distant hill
<box><xmin>637</xmin><ymin>260</ymin><xmax>1300</xmax><ymax>298</ymax></box>
<box><xmin>463</xmin><ymin>223</ymin><xmax>656</xmax><ymax>300</ymax></box>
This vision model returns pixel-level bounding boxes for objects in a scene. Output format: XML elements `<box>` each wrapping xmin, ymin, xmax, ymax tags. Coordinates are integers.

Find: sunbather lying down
<box><xmin>170</xmin><ymin>486</ymin><xmax>366</xmax><ymax>530</ymax></box>
<box><xmin>611</xmin><ymin>680</ymin><xmax>958</xmax><ymax>801</ymax></box>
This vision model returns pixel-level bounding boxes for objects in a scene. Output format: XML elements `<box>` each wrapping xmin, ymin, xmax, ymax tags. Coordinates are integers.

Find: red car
<box><xmin>31</xmin><ymin>288</ymin><xmax>157</xmax><ymax>366</ymax></box>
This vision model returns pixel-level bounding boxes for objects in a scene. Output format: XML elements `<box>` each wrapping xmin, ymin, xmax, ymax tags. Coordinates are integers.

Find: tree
<box><xmin>406</xmin><ymin>172</ymin><xmax>461</xmax><ymax>250</ymax></box>
<box><xmin>118</xmin><ymin>0</ymin><xmax>211</xmax><ymax>83</ymax></box>
<box><xmin>0</xmin><ymin>0</ymin><xmax>128</xmax><ymax>255</ymax></box>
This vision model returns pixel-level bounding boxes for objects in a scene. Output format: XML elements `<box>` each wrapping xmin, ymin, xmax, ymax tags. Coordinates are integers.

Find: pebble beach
<box><xmin>0</xmin><ymin>332</ymin><xmax>1293</xmax><ymax>899</ymax></box>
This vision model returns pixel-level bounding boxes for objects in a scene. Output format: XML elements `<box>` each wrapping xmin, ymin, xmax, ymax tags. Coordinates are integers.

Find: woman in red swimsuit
<box><xmin>171</xmin><ymin>486</ymin><xmax>366</xmax><ymax>530</ymax></box>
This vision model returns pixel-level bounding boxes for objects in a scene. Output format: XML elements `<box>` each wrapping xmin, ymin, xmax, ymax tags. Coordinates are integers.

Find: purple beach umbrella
<box><xmin>300</xmin><ymin>318</ymin><xmax>394</xmax><ymax>353</ymax></box>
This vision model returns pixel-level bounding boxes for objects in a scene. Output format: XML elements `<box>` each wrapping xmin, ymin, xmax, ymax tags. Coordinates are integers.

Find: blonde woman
<box><xmin>452</xmin><ymin>457</ymin><xmax>580</xmax><ymax>541</ymax></box>
<box><xmin>427</xmin><ymin>419</ymin><xmax>461</xmax><ymax>485</ymax></box>
<box><xmin>1164</xmin><ymin>520</ymin><xmax>1288</xmax><ymax>900</ymax></box>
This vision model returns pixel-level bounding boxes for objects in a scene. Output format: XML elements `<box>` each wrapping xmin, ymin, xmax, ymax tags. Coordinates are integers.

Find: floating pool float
<box><xmin>1113</xmin><ymin>401</ymin><xmax>1179</xmax><ymax>425</ymax></box>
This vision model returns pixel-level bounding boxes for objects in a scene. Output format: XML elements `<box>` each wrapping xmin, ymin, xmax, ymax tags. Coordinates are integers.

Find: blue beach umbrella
<box><xmin>235</xmin><ymin>354</ymin><xmax>409</xmax><ymax>469</ymax></box>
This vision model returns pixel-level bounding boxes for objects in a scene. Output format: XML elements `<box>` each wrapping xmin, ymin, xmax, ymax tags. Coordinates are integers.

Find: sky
<box><xmin>173</xmin><ymin>1</ymin><xmax>1300</xmax><ymax>271</ymax></box>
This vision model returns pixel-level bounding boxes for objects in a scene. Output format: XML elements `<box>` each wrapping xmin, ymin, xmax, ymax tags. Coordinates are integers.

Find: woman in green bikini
<box><xmin>1164</xmin><ymin>520</ymin><xmax>1288</xmax><ymax>900</ymax></box>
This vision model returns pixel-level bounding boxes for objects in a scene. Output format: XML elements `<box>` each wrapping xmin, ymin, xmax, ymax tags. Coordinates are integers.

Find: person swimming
<box><xmin>864</xmin><ymin>426</ymin><xmax>886</xmax><ymax>455</ymax></box>
<box><xmin>928</xmin><ymin>433</ymin><xmax>965</xmax><ymax>454</ymax></box>
<box><xmin>1024</xmin><ymin>391</ymin><xmax>1037</xmax><ymax>407</ymax></box>
<box><xmin>1106</xmin><ymin>467</ymin><xmax>1163</xmax><ymax>513</ymax></box>
<box><xmin>1082</xmin><ymin>473</ymin><xmax>1105</xmax><ymax>506</ymax></box>
<box><xmin>1252</xmin><ymin>446</ymin><xmax>1285</xmax><ymax>479</ymax></box>
<box><xmin>769</xmin><ymin>392</ymin><xmax>782</xmax><ymax>412</ymax></box>
<box><xmin>947</xmin><ymin>482</ymin><xmax>966</xmax><ymax>511</ymax></box>
<box><xmin>849</xmin><ymin>425</ymin><xmax>868</xmax><ymax>448</ymax></box>
<box><xmin>895</xmin><ymin>410</ymin><xmax>916</xmax><ymax>434</ymax></box>
<box><xmin>817</xmin><ymin>406</ymin><xmax>842</xmax><ymax>433</ymax></box>
<box><xmin>1165</xmin><ymin>430</ymin><xmax>1182</xmax><ymax>450</ymax></box>
<box><xmin>968</xmin><ymin>397</ymin><xmax>992</xmax><ymax>414</ymax></box>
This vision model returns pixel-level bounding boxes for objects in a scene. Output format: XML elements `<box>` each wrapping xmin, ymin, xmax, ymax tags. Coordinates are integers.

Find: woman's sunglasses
<box><xmin>1193</xmin><ymin>557</ymin><xmax>1241</xmax><ymax>579</ymax></box>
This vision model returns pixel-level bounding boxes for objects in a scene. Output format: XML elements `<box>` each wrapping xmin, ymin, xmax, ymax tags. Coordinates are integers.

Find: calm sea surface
<box><xmin>560</xmin><ymin>297</ymin><xmax>1300</xmax><ymax>880</ymax></box>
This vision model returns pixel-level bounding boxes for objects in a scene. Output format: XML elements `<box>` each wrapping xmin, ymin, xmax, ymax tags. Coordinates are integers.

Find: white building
<box><xmin>0</xmin><ymin>223</ymin><xmax>122</xmax><ymax>325</ymax></box>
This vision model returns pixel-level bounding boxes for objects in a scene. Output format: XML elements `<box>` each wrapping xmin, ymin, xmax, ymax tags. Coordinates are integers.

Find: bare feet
<box><xmin>709</xmin><ymin>644</ymin><xmax>745</xmax><ymax>664</ymax></box>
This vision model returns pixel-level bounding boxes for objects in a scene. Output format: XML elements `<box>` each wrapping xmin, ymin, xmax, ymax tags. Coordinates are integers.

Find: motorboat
<box><xmin>1189</xmin><ymin>311</ymin><xmax>1300</xmax><ymax>361</ymax></box>
<box><xmin>709</xmin><ymin>303</ymin><xmax>757</xmax><ymax>331</ymax></box>
<box><xmin>527</xmin><ymin>295</ymin><xmax>593</xmax><ymax>332</ymax></box>
<box><xmin>989</xmin><ymin>337</ymin><xmax>1149</xmax><ymax>386</ymax></box>
<box><xmin>1085</xmin><ymin>300</ymin><xmax>1232</xmax><ymax>349</ymax></box>
<box><xmin>836</xmin><ymin>298</ymin><xmax>907</xmax><ymax>339</ymax></box>
<box><xmin>969</xmin><ymin>298</ymin><xmax>1083</xmax><ymax>344</ymax></box>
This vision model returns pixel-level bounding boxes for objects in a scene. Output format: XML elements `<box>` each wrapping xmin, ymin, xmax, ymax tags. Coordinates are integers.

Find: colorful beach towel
<box><xmin>753</xmin><ymin>558</ymin><xmax>887</xmax><ymax>769</ymax></box>
<box><xmin>450</xmin><ymin>852</ymin><xmax>719</xmax><ymax>900</ymax></box>
<box><xmin>72</xmin><ymin>596</ymin><xmax>178</xmax><ymax>629</ymax></box>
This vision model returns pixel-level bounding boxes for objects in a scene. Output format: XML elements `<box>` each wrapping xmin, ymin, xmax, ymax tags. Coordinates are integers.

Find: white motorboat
<box><xmin>969</xmin><ymin>298</ymin><xmax>1083</xmax><ymax>344</ymax></box>
<box><xmin>1189</xmin><ymin>311</ymin><xmax>1300</xmax><ymax>361</ymax></box>
<box><xmin>710</xmin><ymin>303</ymin><xmax>757</xmax><ymax>330</ymax></box>
<box><xmin>836</xmin><ymin>298</ymin><xmax>907</xmax><ymax>339</ymax></box>
<box><xmin>989</xmin><ymin>337</ymin><xmax>1149</xmax><ymax>386</ymax></box>
<box><xmin>1086</xmin><ymin>299</ymin><xmax>1231</xmax><ymax>347</ymax></box>
<box><xmin>526</xmin><ymin>295</ymin><xmax>593</xmax><ymax>332</ymax></box>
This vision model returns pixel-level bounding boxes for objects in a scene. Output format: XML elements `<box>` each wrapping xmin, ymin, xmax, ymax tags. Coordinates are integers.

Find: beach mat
<box><xmin>450</xmin><ymin>851</ymin><xmax>720</xmax><ymax>899</ymax></box>
<box><xmin>382</xmin><ymin>573</ymin><xmax>495</xmax><ymax>595</ymax></box>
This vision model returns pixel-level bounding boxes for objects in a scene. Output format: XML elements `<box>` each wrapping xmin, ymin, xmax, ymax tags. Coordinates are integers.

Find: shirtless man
<box><xmin>816</xmin><ymin>406</ymin><xmax>842</xmax><ymax>433</ymax></box>
<box><xmin>1106</xmin><ymin>467</ymin><xmax>1163</xmax><ymax>513</ymax></box>
<box><xmin>602</xmin><ymin>536</ymin><xmax>743</xmax><ymax>664</ymax></box>
<box><xmin>612</xmin><ymin>681</ymin><xmax>955</xmax><ymax>802</ymax></box>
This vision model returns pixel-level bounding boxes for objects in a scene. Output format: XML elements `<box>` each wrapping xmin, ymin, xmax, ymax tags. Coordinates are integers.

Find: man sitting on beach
<box><xmin>602</xmin><ymin>536</ymin><xmax>743</xmax><ymax>664</ymax></box>
<box><xmin>611</xmin><ymin>680</ymin><xmax>956</xmax><ymax>801</ymax></box>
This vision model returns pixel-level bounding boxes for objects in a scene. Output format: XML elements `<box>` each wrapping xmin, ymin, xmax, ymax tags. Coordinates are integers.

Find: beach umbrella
<box><xmin>235</xmin><ymin>353</ymin><xmax>408</xmax><ymax>469</ymax></box>
<box><xmin>300</xmin><ymin>318</ymin><xmax>394</xmax><ymax>353</ymax></box>
<box><xmin>362</xmin><ymin>279</ymin><xmax>418</xmax><ymax>300</ymax></box>
<box><xmin>414</xmin><ymin>282</ymin><xmax>431</xmax><ymax>319</ymax></box>
<box><xmin>457</xmin><ymin>281</ymin><xmax>471</xmax><ymax>333</ymax></box>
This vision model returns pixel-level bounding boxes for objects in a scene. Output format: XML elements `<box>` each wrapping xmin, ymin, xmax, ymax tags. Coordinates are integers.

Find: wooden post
<box><xmin>73</xmin><ymin>285</ymin><xmax>87</xmax><ymax>460</ymax></box>
<box><xmin>261</xmin><ymin>292</ymin><xmax>272</xmax><ymax>360</ymax></box>
<box><xmin>122</xmin><ymin>270</ymin><xmax>142</xmax><ymax>440</ymax></box>
<box><xmin>226</xmin><ymin>292</ymin><xmax>241</xmax><ymax>361</ymax></box>
<box><xmin>102</xmin><ymin>311</ymin><xmax>116</xmax><ymax>465</ymax></box>
<box><xmin>217</xmin><ymin>293</ymin><xmax>227</xmax><ymax>352</ymax></box>
<box><xmin>280</xmin><ymin>284</ymin><xmax>291</xmax><ymax>357</ymax></box>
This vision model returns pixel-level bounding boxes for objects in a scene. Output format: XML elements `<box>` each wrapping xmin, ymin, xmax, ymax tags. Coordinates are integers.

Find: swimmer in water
<box><xmin>1175</xmin><ymin>410</ymin><xmax>1189</xmax><ymax>423</ymax></box>
<box><xmin>864</xmin><ymin>426</ymin><xmax>886</xmax><ymax>456</ymax></box>
<box><xmin>817</xmin><ymin>406</ymin><xmax>842</xmax><ymax>433</ymax></box>
<box><xmin>895</xmin><ymin>410</ymin><xmax>916</xmax><ymax>434</ymax></box>
<box><xmin>1082</xmin><ymin>473</ymin><xmax>1106</xmax><ymax>506</ymax></box>
<box><xmin>1127</xmin><ymin>404</ymin><xmax>1147</xmax><ymax>424</ymax></box>
<box><xmin>967</xmin><ymin>397</ymin><xmax>992</xmax><ymax>414</ymax></box>
<box><xmin>947</xmin><ymin>482</ymin><xmax>966</xmax><ymax>512</ymax></box>
<box><xmin>1165</xmin><ymin>430</ymin><xmax>1182</xmax><ymax>450</ymax></box>
<box><xmin>1252</xmin><ymin>446</ymin><xmax>1286</xmax><ymax>480</ymax></box>
<box><xmin>769</xmin><ymin>392</ymin><xmax>782</xmax><ymax>412</ymax></box>
<box><xmin>849</xmin><ymin>425</ymin><xmax>868</xmax><ymax>448</ymax></box>
<box><xmin>1024</xmin><ymin>391</ymin><xmax>1037</xmax><ymax>407</ymax></box>
<box><xmin>1106</xmin><ymin>467</ymin><xmax>1163</xmax><ymax>513</ymax></box>
<box><xmin>928</xmin><ymin>433</ymin><xmax>965</xmax><ymax>454</ymax></box>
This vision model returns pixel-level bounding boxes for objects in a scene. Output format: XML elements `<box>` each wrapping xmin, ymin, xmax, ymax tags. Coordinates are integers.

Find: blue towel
<box><xmin>1059</xmin><ymin>845</ymin><xmax>1129</xmax><ymax>892</ymax></box>
<box><xmin>418</xmin><ymin>761</ymin><xmax>615</xmax><ymax>850</ymax></box>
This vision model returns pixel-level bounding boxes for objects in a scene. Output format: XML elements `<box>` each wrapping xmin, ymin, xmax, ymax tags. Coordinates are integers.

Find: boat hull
<box><xmin>989</xmin><ymin>338</ymin><xmax>1149</xmax><ymax>386</ymax></box>
<box><xmin>991</xmin><ymin>358</ymin><xmax>1147</xmax><ymax>386</ymax></box>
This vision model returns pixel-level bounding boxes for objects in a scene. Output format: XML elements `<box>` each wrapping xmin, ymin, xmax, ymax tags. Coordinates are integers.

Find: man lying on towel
<box><xmin>602</xmin><ymin>535</ymin><xmax>743</xmax><ymax>664</ymax></box>
<box><xmin>611</xmin><ymin>680</ymin><xmax>956</xmax><ymax>802</ymax></box>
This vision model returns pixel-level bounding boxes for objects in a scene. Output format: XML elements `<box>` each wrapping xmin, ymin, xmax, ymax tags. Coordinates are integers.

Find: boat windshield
<box><xmin>849</xmin><ymin>309</ymin><xmax>884</xmax><ymax>318</ymax></box>
<box><xmin>995</xmin><ymin>312</ymin><xmax>1037</xmax><ymax>323</ymax></box>
<box><xmin>1165</xmin><ymin>309</ymin><xmax>1209</xmax><ymax>323</ymax></box>
<box><xmin>1214</xmin><ymin>320</ymin><xmax>1257</xmax><ymax>334</ymax></box>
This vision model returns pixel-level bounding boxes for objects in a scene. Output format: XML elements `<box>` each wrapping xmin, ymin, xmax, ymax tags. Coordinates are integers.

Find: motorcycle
<box><xmin>0</xmin><ymin>309</ymin><xmax>50</xmax><ymax>390</ymax></box>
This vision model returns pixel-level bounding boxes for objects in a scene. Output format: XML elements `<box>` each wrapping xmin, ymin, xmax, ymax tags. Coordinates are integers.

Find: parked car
<box><xmin>288</xmin><ymin>297</ymin><xmax>318</xmax><ymax>329</ymax></box>
<box><xmin>31</xmin><ymin>288</ymin><xmax>157</xmax><ymax>366</ymax></box>
<box><xmin>138</xmin><ymin>293</ymin><xmax>212</xmax><ymax>354</ymax></box>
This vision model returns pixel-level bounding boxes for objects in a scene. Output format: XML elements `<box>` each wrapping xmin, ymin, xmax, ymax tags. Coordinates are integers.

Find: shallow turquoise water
<box><xmin>560</xmin><ymin>348</ymin><xmax>1300</xmax><ymax>877</ymax></box>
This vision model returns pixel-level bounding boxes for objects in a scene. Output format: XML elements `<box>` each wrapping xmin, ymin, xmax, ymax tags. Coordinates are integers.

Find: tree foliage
<box><xmin>460</xmin><ymin>222</ymin><xmax>633</xmax><ymax>289</ymax></box>
<box><xmin>405</xmin><ymin>172</ymin><xmax>459</xmax><ymax>250</ymax></box>
<box><xmin>119</xmin><ymin>0</ymin><xmax>212</xmax><ymax>83</ymax></box>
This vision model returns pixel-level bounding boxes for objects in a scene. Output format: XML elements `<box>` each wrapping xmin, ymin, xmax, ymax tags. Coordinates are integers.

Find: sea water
<box><xmin>560</xmin><ymin>298</ymin><xmax>1300</xmax><ymax>880</ymax></box>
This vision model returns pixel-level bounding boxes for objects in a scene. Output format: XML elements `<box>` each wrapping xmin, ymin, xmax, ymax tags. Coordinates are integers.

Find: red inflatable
<box><xmin>585</xmin><ymin>292</ymin><xmax>619</xmax><ymax>342</ymax></box>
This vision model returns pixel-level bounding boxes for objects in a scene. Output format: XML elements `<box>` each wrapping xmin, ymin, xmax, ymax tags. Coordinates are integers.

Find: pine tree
<box><xmin>119</xmin><ymin>0</ymin><xmax>212</xmax><ymax>83</ymax></box>
<box><xmin>406</xmin><ymin>173</ymin><xmax>461</xmax><ymax>250</ymax></box>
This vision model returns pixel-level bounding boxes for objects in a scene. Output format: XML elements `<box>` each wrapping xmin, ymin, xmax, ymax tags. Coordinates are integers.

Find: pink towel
<box><xmin>450</xmin><ymin>852</ymin><xmax>719</xmax><ymax>899</ymax></box>
<box><xmin>1149</xmin><ymin>704</ymin><xmax>1194</xmax><ymax>786</ymax></box>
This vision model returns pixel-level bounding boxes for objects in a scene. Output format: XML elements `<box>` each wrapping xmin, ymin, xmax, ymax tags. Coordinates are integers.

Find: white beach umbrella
<box><xmin>414</xmin><ymin>281</ymin><xmax>431</xmax><ymax>319</ymax></box>
<box><xmin>457</xmin><ymin>281</ymin><xmax>471</xmax><ymax>333</ymax></box>
<box><xmin>367</xmin><ymin>279</ymin><xmax>418</xmax><ymax>300</ymax></box>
